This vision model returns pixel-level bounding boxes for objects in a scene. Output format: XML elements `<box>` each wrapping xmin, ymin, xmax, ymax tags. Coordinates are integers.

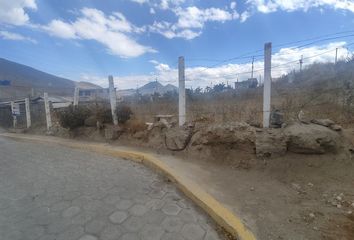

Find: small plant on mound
<box><xmin>95</xmin><ymin>106</ymin><xmax>112</xmax><ymax>123</ymax></box>
<box><xmin>116</xmin><ymin>104</ymin><xmax>133</xmax><ymax>124</ymax></box>
<box><xmin>124</xmin><ymin>118</ymin><xmax>147</xmax><ymax>133</ymax></box>
<box><xmin>57</xmin><ymin>105</ymin><xmax>91</xmax><ymax>130</ymax></box>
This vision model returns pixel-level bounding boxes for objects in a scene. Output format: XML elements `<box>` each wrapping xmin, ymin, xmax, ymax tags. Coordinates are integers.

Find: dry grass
<box><xmin>123</xmin><ymin>118</ymin><xmax>148</xmax><ymax>133</ymax></box>
<box><xmin>126</xmin><ymin>60</ymin><xmax>354</xmax><ymax>127</ymax></box>
<box><xmin>127</xmin><ymin>84</ymin><xmax>354</xmax><ymax>127</ymax></box>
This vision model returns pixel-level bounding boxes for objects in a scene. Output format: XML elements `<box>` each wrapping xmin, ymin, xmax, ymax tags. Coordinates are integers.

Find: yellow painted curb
<box><xmin>1</xmin><ymin>133</ymin><xmax>257</xmax><ymax>240</ymax></box>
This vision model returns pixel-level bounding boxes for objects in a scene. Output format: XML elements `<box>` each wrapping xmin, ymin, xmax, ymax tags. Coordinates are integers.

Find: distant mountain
<box><xmin>138</xmin><ymin>81</ymin><xmax>164</xmax><ymax>95</ymax></box>
<box><xmin>138</xmin><ymin>81</ymin><xmax>177</xmax><ymax>95</ymax></box>
<box><xmin>0</xmin><ymin>58</ymin><xmax>101</xmax><ymax>100</ymax></box>
<box><xmin>117</xmin><ymin>81</ymin><xmax>177</xmax><ymax>98</ymax></box>
<box><xmin>117</xmin><ymin>89</ymin><xmax>136</xmax><ymax>97</ymax></box>
<box><xmin>164</xmin><ymin>84</ymin><xmax>178</xmax><ymax>92</ymax></box>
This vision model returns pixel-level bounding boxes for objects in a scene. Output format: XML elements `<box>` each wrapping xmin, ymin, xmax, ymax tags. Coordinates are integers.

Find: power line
<box><xmin>272</xmin><ymin>30</ymin><xmax>354</xmax><ymax>50</ymax></box>
<box><xmin>208</xmin><ymin>42</ymin><xmax>354</xmax><ymax>80</ymax></box>
<box><xmin>184</xmin><ymin>30</ymin><xmax>354</xmax><ymax>75</ymax></box>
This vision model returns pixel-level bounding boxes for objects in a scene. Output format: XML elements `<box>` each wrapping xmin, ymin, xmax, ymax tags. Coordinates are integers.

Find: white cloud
<box><xmin>240</xmin><ymin>11</ymin><xmax>251</xmax><ymax>22</ymax></box>
<box><xmin>149</xmin><ymin>59</ymin><xmax>159</xmax><ymax>64</ymax></box>
<box><xmin>130</xmin><ymin>0</ymin><xmax>149</xmax><ymax>4</ymax></box>
<box><xmin>44</xmin><ymin>20</ymin><xmax>77</xmax><ymax>39</ymax></box>
<box><xmin>157</xmin><ymin>0</ymin><xmax>185</xmax><ymax>10</ymax></box>
<box><xmin>42</xmin><ymin>8</ymin><xmax>155</xmax><ymax>58</ymax></box>
<box><xmin>149</xmin><ymin>21</ymin><xmax>202</xmax><ymax>39</ymax></box>
<box><xmin>149</xmin><ymin>6</ymin><xmax>238</xmax><ymax>39</ymax></box>
<box><xmin>0</xmin><ymin>0</ymin><xmax>37</xmax><ymax>25</ymax></box>
<box><xmin>0</xmin><ymin>30</ymin><xmax>36</xmax><ymax>43</ymax></box>
<box><xmin>175</xmin><ymin>7</ymin><xmax>236</xmax><ymax>28</ymax></box>
<box><xmin>82</xmin><ymin>42</ymin><xmax>353</xmax><ymax>90</ymax></box>
<box><xmin>155</xmin><ymin>63</ymin><xmax>170</xmax><ymax>71</ymax></box>
<box><xmin>244</xmin><ymin>0</ymin><xmax>354</xmax><ymax>18</ymax></box>
<box><xmin>129</xmin><ymin>0</ymin><xmax>185</xmax><ymax>10</ymax></box>
<box><xmin>128</xmin><ymin>0</ymin><xmax>238</xmax><ymax>39</ymax></box>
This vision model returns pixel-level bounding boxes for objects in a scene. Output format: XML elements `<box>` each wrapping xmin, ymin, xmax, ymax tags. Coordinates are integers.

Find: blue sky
<box><xmin>1</xmin><ymin>0</ymin><xmax>354</xmax><ymax>89</ymax></box>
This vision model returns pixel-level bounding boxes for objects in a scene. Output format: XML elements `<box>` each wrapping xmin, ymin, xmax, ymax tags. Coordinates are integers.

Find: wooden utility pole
<box><xmin>178</xmin><ymin>56</ymin><xmax>186</xmax><ymax>126</ymax></box>
<box><xmin>263</xmin><ymin>43</ymin><xmax>272</xmax><ymax>128</ymax></box>
<box><xmin>108</xmin><ymin>76</ymin><xmax>118</xmax><ymax>125</ymax></box>
<box><xmin>299</xmin><ymin>55</ymin><xmax>303</xmax><ymax>72</ymax></box>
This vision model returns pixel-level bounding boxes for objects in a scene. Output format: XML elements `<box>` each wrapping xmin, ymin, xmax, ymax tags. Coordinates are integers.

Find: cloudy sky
<box><xmin>1</xmin><ymin>0</ymin><xmax>354</xmax><ymax>89</ymax></box>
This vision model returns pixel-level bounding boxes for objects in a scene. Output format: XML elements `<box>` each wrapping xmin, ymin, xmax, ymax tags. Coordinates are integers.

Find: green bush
<box><xmin>57</xmin><ymin>105</ymin><xmax>91</xmax><ymax>130</ymax></box>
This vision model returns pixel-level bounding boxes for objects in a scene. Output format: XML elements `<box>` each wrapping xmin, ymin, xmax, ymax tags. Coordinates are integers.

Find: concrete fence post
<box><xmin>108</xmin><ymin>75</ymin><xmax>118</xmax><ymax>125</ymax></box>
<box><xmin>10</xmin><ymin>101</ymin><xmax>17</xmax><ymax>128</ymax></box>
<box><xmin>44</xmin><ymin>92</ymin><xmax>52</xmax><ymax>131</ymax></box>
<box><xmin>73</xmin><ymin>87</ymin><xmax>79</xmax><ymax>108</ymax></box>
<box><xmin>263</xmin><ymin>42</ymin><xmax>272</xmax><ymax>128</ymax></box>
<box><xmin>25</xmin><ymin>98</ymin><xmax>31</xmax><ymax>128</ymax></box>
<box><xmin>178</xmin><ymin>56</ymin><xmax>186</xmax><ymax>126</ymax></box>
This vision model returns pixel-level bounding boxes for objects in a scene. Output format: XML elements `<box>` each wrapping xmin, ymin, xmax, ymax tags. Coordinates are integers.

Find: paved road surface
<box><xmin>0</xmin><ymin>136</ymin><xmax>223</xmax><ymax>240</ymax></box>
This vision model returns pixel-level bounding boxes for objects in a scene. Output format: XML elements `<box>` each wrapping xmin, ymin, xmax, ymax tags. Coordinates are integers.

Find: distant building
<box><xmin>32</xmin><ymin>96</ymin><xmax>73</xmax><ymax>109</ymax></box>
<box><xmin>79</xmin><ymin>88</ymin><xmax>110</xmax><ymax>101</ymax></box>
<box><xmin>234</xmin><ymin>78</ymin><xmax>258</xmax><ymax>89</ymax></box>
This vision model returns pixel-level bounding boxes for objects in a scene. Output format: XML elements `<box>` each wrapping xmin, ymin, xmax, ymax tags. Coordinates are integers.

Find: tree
<box><xmin>194</xmin><ymin>87</ymin><xmax>203</xmax><ymax>95</ymax></box>
<box><xmin>213</xmin><ymin>83</ymin><xmax>226</xmax><ymax>93</ymax></box>
<box><xmin>205</xmin><ymin>86</ymin><xmax>212</xmax><ymax>93</ymax></box>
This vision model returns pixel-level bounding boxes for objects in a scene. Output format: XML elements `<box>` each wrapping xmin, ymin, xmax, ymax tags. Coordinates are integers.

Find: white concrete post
<box><xmin>44</xmin><ymin>93</ymin><xmax>52</xmax><ymax>131</ymax></box>
<box><xmin>108</xmin><ymin>75</ymin><xmax>118</xmax><ymax>125</ymax></box>
<box><xmin>263</xmin><ymin>42</ymin><xmax>272</xmax><ymax>128</ymax></box>
<box><xmin>10</xmin><ymin>101</ymin><xmax>17</xmax><ymax>128</ymax></box>
<box><xmin>178</xmin><ymin>56</ymin><xmax>186</xmax><ymax>126</ymax></box>
<box><xmin>73</xmin><ymin>87</ymin><xmax>79</xmax><ymax>108</ymax></box>
<box><xmin>25</xmin><ymin>98</ymin><xmax>31</xmax><ymax>128</ymax></box>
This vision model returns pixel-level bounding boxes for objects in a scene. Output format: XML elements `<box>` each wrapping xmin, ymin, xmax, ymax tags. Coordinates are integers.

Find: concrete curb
<box><xmin>0</xmin><ymin>133</ymin><xmax>256</xmax><ymax>240</ymax></box>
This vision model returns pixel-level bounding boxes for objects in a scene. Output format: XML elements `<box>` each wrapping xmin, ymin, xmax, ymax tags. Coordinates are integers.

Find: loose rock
<box><xmin>284</xmin><ymin>123</ymin><xmax>342</xmax><ymax>154</ymax></box>
<box><xmin>165</xmin><ymin>127</ymin><xmax>193</xmax><ymax>151</ymax></box>
<box><xmin>105</xmin><ymin>125</ymin><xmax>123</xmax><ymax>140</ymax></box>
<box><xmin>311</xmin><ymin>119</ymin><xmax>335</xmax><ymax>127</ymax></box>
<box><xmin>255</xmin><ymin>129</ymin><xmax>287</xmax><ymax>157</ymax></box>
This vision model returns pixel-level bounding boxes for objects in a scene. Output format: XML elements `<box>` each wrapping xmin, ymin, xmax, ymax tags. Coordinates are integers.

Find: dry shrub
<box><xmin>95</xmin><ymin>106</ymin><xmax>112</xmax><ymax>123</ymax></box>
<box><xmin>88</xmin><ymin>104</ymin><xmax>133</xmax><ymax>125</ymax></box>
<box><xmin>123</xmin><ymin>118</ymin><xmax>147</xmax><ymax>133</ymax></box>
<box><xmin>57</xmin><ymin>105</ymin><xmax>91</xmax><ymax>130</ymax></box>
<box><xmin>0</xmin><ymin>107</ymin><xmax>13</xmax><ymax>128</ymax></box>
<box><xmin>117</xmin><ymin>105</ymin><xmax>133</xmax><ymax>124</ymax></box>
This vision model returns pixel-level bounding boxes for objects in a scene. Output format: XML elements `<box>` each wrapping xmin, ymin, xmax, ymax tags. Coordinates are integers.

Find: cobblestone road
<box><xmin>0</xmin><ymin>136</ymin><xmax>223</xmax><ymax>240</ymax></box>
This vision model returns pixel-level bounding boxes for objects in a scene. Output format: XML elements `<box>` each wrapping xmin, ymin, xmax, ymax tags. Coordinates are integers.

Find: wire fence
<box><xmin>1</xmin><ymin>31</ymin><xmax>354</xmax><ymax>129</ymax></box>
<box><xmin>125</xmin><ymin>49</ymin><xmax>354</xmax><ymax>127</ymax></box>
